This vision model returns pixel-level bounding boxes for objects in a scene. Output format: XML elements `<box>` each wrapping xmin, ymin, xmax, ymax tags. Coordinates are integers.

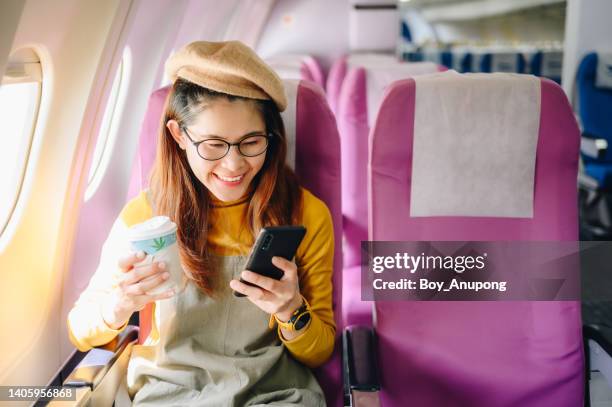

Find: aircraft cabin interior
<box><xmin>1</xmin><ymin>0</ymin><xmax>612</xmax><ymax>406</ymax></box>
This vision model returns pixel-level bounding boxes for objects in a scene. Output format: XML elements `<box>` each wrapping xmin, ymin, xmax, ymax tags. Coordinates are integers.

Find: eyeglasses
<box><xmin>181</xmin><ymin>126</ymin><xmax>272</xmax><ymax>161</ymax></box>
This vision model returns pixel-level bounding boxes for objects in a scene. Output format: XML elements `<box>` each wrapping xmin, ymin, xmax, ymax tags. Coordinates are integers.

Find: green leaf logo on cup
<box><xmin>131</xmin><ymin>232</ymin><xmax>177</xmax><ymax>255</ymax></box>
<box><xmin>128</xmin><ymin>216</ymin><xmax>185</xmax><ymax>295</ymax></box>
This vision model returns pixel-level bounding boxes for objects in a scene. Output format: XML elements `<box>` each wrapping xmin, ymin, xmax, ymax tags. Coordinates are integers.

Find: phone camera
<box><xmin>262</xmin><ymin>234</ymin><xmax>273</xmax><ymax>250</ymax></box>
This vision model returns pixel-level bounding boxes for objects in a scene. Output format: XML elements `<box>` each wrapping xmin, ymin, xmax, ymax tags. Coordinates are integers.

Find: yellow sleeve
<box><xmin>279</xmin><ymin>189</ymin><xmax>336</xmax><ymax>368</ymax></box>
<box><xmin>67</xmin><ymin>191</ymin><xmax>153</xmax><ymax>352</ymax></box>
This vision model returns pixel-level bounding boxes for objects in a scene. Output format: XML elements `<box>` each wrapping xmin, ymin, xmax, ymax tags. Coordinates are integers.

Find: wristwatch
<box><xmin>274</xmin><ymin>297</ymin><xmax>312</xmax><ymax>332</ymax></box>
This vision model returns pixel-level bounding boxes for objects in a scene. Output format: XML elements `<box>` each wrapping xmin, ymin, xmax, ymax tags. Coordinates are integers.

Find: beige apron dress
<box><xmin>126</xmin><ymin>254</ymin><xmax>326</xmax><ymax>406</ymax></box>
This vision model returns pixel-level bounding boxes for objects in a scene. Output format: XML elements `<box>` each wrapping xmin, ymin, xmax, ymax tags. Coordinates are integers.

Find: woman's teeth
<box><xmin>216</xmin><ymin>174</ymin><xmax>244</xmax><ymax>182</ymax></box>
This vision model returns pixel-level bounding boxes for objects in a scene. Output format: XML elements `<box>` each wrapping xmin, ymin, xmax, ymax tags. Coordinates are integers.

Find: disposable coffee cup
<box><xmin>128</xmin><ymin>216</ymin><xmax>185</xmax><ymax>295</ymax></box>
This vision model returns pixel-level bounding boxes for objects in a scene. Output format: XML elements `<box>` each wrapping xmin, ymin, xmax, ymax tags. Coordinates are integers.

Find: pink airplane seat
<box><xmin>265</xmin><ymin>54</ymin><xmax>325</xmax><ymax>89</ymax></box>
<box><xmin>326</xmin><ymin>53</ymin><xmax>399</xmax><ymax>115</ymax></box>
<box><xmin>125</xmin><ymin>79</ymin><xmax>343</xmax><ymax>406</ymax></box>
<box><xmin>344</xmin><ymin>73</ymin><xmax>583</xmax><ymax>406</ymax></box>
<box><xmin>339</xmin><ymin>62</ymin><xmax>443</xmax><ymax>328</ymax></box>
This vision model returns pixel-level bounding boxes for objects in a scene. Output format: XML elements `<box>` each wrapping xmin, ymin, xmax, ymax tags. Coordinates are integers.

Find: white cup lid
<box><xmin>128</xmin><ymin>216</ymin><xmax>177</xmax><ymax>241</ymax></box>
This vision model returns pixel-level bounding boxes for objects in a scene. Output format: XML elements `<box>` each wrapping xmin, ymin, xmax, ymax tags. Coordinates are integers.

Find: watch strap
<box><xmin>274</xmin><ymin>296</ymin><xmax>311</xmax><ymax>332</ymax></box>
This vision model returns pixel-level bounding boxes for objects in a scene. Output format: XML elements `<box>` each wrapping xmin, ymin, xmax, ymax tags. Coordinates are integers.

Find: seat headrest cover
<box><xmin>280</xmin><ymin>79</ymin><xmax>299</xmax><ymax>169</ymax></box>
<box><xmin>268</xmin><ymin>64</ymin><xmax>303</xmax><ymax>81</ymax></box>
<box><xmin>266</xmin><ymin>54</ymin><xmax>307</xmax><ymax>81</ymax></box>
<box><xmin>366</xmin><ymin>62</ymin><xmax>439</xmax><ymax>125</ymax></box>
<box><xmin>410</xmin><ymin>71</ymin><xmax>541</xmax><ymax>218</ymax></box>
<box><xmin>165</xmin><ymin>41</ymin><xmax>287</xmax><ymax>111</ymax></box>
<box><xmin>595</xmin><ymin>52</ymin><xmax>612</xmax><ymax>89</ymax></box>
<box><xmin>347</xmin><ymin>53</ymin><xmax>398</xmax><ymax>68</ymax></box>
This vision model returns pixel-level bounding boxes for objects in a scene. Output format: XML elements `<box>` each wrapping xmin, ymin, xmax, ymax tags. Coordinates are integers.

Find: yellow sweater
<box><xmin>67</xmin><ymin>188</ymin><xmax>335</xmax><ymax>368</ymax></box>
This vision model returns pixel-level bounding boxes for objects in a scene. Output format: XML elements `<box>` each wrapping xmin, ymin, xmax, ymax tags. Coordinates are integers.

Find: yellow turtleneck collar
<box><xmin>208</xmin><ymin>192</ymin><xmax>251</xmax><ymax>208</ymax></box>
<box><xmin>208</xmin><ymin>192</ymin><xmax>253</xmax><ymax>255</ymax></box>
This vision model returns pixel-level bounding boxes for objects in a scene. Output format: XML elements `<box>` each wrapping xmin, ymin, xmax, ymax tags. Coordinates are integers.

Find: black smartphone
<box><xmin>233</xmin><ymin>226</ymin><xmax>307</xmax><ymax>297</ymax></box>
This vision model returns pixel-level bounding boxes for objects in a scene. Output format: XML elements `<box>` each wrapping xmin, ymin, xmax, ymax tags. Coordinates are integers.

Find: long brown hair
<box><xmin>150</xmin><ymin>78</ymin><xmax>302</xmax><ymax>296</ymax></box>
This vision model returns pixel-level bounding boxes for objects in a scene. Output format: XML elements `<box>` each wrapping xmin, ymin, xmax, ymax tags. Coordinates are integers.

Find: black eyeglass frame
<box><xmin>181</xmin><ymin>126</ymin><xmax>273</xmax><ymax>161</ymax></box>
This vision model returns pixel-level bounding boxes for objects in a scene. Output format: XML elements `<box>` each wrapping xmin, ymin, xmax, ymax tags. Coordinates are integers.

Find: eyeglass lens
<box><xmin>199</xmin><ymin>135</ymin><xmax>268</xmax><ymax>160</ymax></box>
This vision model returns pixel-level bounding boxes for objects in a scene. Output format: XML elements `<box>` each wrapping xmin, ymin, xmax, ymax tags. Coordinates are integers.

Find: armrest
<box><xmin>343</xmin><ymin>325</ymin><xmax>380</xmax><ymax>406</ymax></box>
<box><xmin>584</xmin><ymin>324</ymin><xmax>612</xmax><ymax>393</ymax></box>
<box><xmin>63</xmin><ymin>325</ymin><xmax>138</xmax><ymax>390</ymax></box>
<box><xmin>585</xmin><ymin>324</ymin><xmax>612</xmax><ymax>358</ymax></box>
<box><xmin>581</xmin><ymin>135</ymin><xmax>608</xmax><ymax>160</ymax></box>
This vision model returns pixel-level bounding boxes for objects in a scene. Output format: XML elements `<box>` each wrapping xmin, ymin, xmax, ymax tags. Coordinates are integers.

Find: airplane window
<box><xmin>85</xmin><ymin>48</ymin><xmax>131</xmax><ymax>200</ymax></box>
<box><xmin>0</xmin><ymin>49</ymin><xmax>42</xmax><ymax>237</ymax></box>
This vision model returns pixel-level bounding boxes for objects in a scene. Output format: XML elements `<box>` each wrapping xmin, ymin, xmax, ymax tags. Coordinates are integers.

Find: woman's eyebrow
<box><xmin>241</xmin><ymin>130</ymin><xmax>267</xmax><ymax>137</ymax></box>
<box><xmin>199</xmin><ymin>130</ymin><xmax>266</xmax><ymax>140</ymax></box>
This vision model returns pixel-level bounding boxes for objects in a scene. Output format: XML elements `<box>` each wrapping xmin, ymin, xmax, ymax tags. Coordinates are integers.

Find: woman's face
<box><xmin>169</xmin><ymin>98</ymin><xmax>267</xmax><ymax>202</ymax></box>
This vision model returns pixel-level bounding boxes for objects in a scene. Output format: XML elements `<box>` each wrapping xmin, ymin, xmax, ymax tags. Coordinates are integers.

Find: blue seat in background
<box><xmin>577</xmin><ymin>51</ymin><xmax>612</xmax><ymax>240</ymax></box>
<box><xmin>440</xmin><ymin>50</ymin><xmax>452</xmax><ymax>70</ymax></box>
<box><xmin>401</xmin><ymin>20</ymin><xmax>412</xmax><ymax>43</ymax></box>
<box><xmin>459</xmin><ymin>52</ymin><xmax>473</xmax><ymax>72</ymax></box>
<box><xmin>531</xmin><ymin>50</ymin><xmax>563</xmax><ymax>84</ymax></box>
<box><xmin>577</xmin><ymin>52</ymin><xmax>612</xmax><ymax>188</ymax></box>
<box><xmin>404</xmin><ymin>48</ymin><xmax>452</xmax><ymax>70</ymax></box>
<box><xmin>402</xmin><ymin>50</ymin><xmax>424</xmax><ymax>62</ymax></box>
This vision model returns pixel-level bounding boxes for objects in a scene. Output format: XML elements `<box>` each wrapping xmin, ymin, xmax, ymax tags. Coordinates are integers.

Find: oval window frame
<box><xmin>84</xmin><ymin>47</ymin><xmax>132</xmax><ymax>201</ymax></box>
<box><xmin>0</xmin><ymin>48</ymin><xmax>43</xmax><ymax>239</ymax></box>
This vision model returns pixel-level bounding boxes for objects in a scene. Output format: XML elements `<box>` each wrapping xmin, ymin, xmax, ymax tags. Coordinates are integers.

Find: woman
<box><xmin>67</xmin><ymin>41</ymin><xmax>335</xmax><ymax>406</ymax></box>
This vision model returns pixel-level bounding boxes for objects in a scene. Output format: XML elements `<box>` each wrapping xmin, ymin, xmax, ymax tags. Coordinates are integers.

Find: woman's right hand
<box><xmin>101</xmin><ymin>251</ymin><xmax>175</xmax><ymax>329</ymax></box>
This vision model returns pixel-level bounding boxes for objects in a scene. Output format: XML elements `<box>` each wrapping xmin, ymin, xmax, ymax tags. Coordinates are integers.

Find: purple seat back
<box><xmin>127</xmin><ymin>80</ymin><xmax>343</xmax><ymax>406</ymax></box>
<box><xmin>127</xmin><ymin>87</ymin><xmax>169</xmax><ymax>201</ymax></box>
<box><xmin>369</xmin><ymin>77</ymin><xmax>583</xmax><ymax>406</ymax></box>
<box><xmin>326</xmin><ymin>55</ymin><xmax>349</xmax><ymax>115</ymax></box>
<box><xmin>301</xmin><ymin>55</ymin><xmax>325</xmax><ymax>88</ymax></box>
<box><xmin>326</xmin><ymin>53</ymin><xmax>401</xmax><ymax>115</ymax></box>
<box><xmin>338</xmin><ymin>63</ymin><xmax>442</xmax><ymax>327</ymax></box>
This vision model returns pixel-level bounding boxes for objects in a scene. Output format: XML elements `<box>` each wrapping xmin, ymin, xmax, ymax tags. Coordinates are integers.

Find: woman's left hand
<box><xmin>229</xmin><ymin>256</ymin><xmax>303</xmax><ymax>321</ymax></box>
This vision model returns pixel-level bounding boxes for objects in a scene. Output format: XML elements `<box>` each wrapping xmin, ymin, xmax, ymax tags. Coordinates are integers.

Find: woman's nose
<box><xmin>220</xmin><ymin>145</ymin><xmax>245</xmax><ymax>171</ymax></box>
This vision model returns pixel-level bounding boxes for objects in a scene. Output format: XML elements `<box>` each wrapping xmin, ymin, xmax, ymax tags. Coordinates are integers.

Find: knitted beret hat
<box><xmin>165</xmin><ymin>40</ymin><xmax>287</xmax><ymax>112</ymax></box>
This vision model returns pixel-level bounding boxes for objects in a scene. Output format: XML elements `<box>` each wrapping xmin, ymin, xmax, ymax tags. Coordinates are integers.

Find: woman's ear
<box><xmin>167</xmin><ymin>120</ymin><xmax>186</xmax><ymax>150</ymax></box>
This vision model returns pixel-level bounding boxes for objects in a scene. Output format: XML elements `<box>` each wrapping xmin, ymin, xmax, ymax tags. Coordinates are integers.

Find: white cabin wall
<box><xmin>224</xmin><ymin>0</ymin><xmax>276</xmax><ymax>48</ymax></box>
<box><xmin>256</xmin><ymin>0</ymin><xmax>351</xmax><ymax>69</ymax></box>
<box><xmin>563</xmin><ymin>0</ymin><xmax>612</xmax><ymax>101</ymax></box>
<box><xmin>0</xmin><ymin>0</ymin><xmax>124</xmax><ymax>387</ymax></box>
<box><xmin>403</xmin><ymin>9</ymin><xmax>437</xmax><ymax>44</ymax></box>
<box><xmin>155</xmin><ymin>0</ymin><xmax>242</xmax><ymax>89</ymax></box>
<box><xmin>172</xmin><ymin>0</ymin><xmax>238</xmax><ymax>49</ymax></box>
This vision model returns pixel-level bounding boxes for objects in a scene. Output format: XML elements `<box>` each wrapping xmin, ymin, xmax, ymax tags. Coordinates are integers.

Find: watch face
<box><xmin>294</xmin><ymin>311</ymin><xmax>311</xmax><ymax>330</ymax></box>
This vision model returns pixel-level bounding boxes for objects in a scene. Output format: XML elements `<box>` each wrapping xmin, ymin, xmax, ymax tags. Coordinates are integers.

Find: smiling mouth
<box><xmin>214</xmin><ymin>173</ymin><xmax>245</xmax><ymax>183</ymax></box>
